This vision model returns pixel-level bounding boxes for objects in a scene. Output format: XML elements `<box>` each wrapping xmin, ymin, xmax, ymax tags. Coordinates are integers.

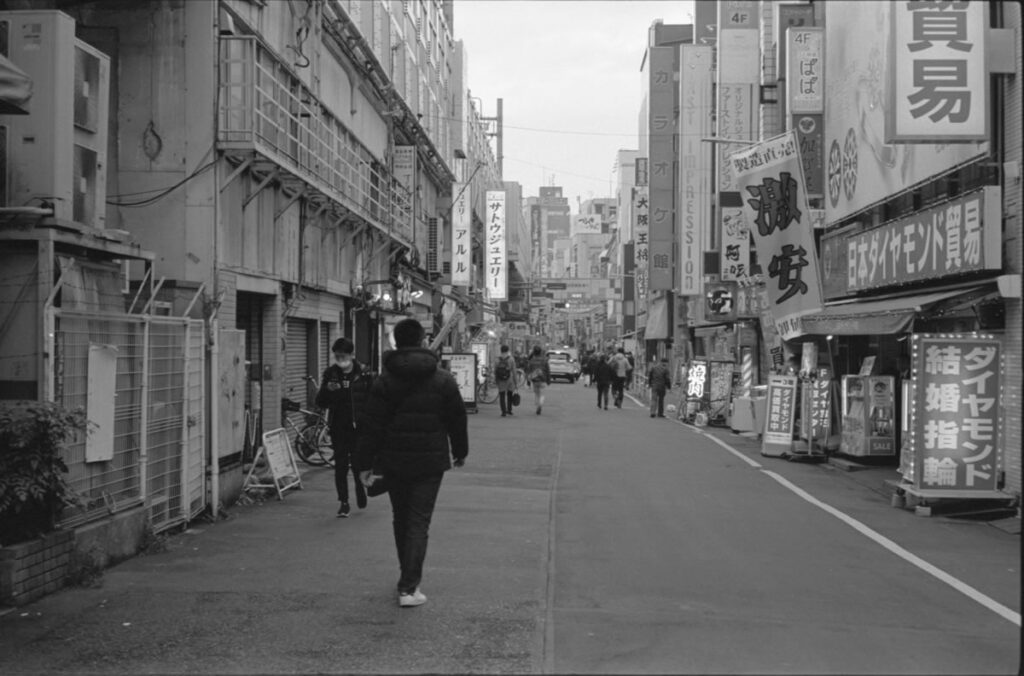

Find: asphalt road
<box><xmin>541</xmin><ymin>382</ymin><xmax>1020</xmax><ymax>674</ymax></box>
<box><xmin>0</xmin><ymin>381</ymin><xmax>1019</xmax><ymax>674</ymax></box>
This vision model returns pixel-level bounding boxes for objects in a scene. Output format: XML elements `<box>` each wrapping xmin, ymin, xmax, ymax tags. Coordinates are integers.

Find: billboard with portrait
<box><xmin>823</xmin><ymin>1</ymin><xmax>987</xmax><ymax>224</ymax></box>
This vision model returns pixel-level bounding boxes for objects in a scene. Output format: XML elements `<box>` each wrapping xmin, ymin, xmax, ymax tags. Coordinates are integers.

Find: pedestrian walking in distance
<box><xmin>594</xmin><ymin>353</ymin><xmax>614</xmax><ymax>410</ymax></box>
<box><xmin>355</xmin><ymin>318</ymin><xmax>468</xmax><ymax>608</ymax></box>
<box><xmin>526</xmin><ymin>345</ymin><xmax>551</xmax><ymax>415</ymax></box>
<box><xmin>609</xmin><ymin>348</ymin><xmax>630</xmax><ymax>408</ymax></box>
<box><xmin>495</xmin><ymin>344</ymin><xmax>517</xmax><ymax>417</ymax></box>
<box><xmin>648</xmin><ymin>356</ymin><xmax>672</xmax><ymax>418</ymax></box>
<box><xmin>315</xmin><ymin>337</ymin><xmax>373</xmax><ymax>518</ymax></box>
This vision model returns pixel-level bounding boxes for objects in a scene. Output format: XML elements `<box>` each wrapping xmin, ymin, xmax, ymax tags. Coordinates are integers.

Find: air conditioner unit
<box><xmin>0</xmin><ymin>10</ymin><xmax>109</xmax><ymax>228</ymax></box>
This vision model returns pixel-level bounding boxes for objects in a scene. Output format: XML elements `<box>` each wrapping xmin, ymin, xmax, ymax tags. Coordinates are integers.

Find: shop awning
<box><xmin>0</xmin><ymin>54</ymin><xmax>32</xmax><ymax>115</ymax></box>
<box><xmin>797</xmin><ymin>287</ymin><xmax>977</xmax><ymax>337</ymax></box>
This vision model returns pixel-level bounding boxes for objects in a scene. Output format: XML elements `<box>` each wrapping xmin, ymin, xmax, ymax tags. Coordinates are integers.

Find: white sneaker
<box><xmin>398</xmin><ymin>588</ymin><xmax>428</xmax><ymax>607</ymax></box>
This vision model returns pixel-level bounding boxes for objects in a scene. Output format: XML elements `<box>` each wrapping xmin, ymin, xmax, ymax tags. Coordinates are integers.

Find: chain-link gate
<box><xmin>51</xmin><ymin>309</ymin><xmax>206</xmax><ymax>533</ymax></box>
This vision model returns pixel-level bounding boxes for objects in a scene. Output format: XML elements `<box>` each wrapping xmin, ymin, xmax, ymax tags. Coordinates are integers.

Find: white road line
<box><xmin>672</xmin><ymin>422</ymin><xmax>1021</xmax><ymax>627</ymax></box>
<box><xmin>542</xmin><ymin>439</ymin><xmax>563</xmax><ymax>674</ymax></box>
<box><xmin>760</xmin><ymin>470</ymin><xmax>1022</xmax><ymax>628</ymax></box>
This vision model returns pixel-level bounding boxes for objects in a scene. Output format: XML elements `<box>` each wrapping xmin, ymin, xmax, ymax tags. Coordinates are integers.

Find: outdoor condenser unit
<box><xmin>0</xmin><ymin>10</ymin><xmax>109</xmax><ymax>228</ymax></box>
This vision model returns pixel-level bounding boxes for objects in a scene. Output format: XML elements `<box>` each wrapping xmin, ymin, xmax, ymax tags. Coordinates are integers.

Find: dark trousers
<box><xmin>499</xmin><ymin>390</ymin><xmax>513</xmax><ymax>414</ymax></box>
<box><xmin>596</xmin><ymin>383</ymin><xmax>610</xmax><ymax>408</ymax></box>
<box><xmin>388</xmin><ymin>472</ymin><xmax>444</xmax><ymax>594</ymax></box>
<box><xmin>650</xmin><ymin>388</ymin><xmax>666</xmax><ymax>417</ymax></box>
<box><xmin>332</xmin><ymin>432</ymin><xmax>366</xmax><ymax>505</ymax></box>
<box><xmin>612</xmin><ymin>376</ymin><xmax>625</xmax><ymax>406</ymax></box>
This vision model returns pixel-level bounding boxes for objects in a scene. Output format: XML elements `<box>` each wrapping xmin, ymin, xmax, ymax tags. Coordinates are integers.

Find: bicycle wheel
<box><xmin>299</xmin><ymin>422</ymin><xmax>334</xmax><ymax>466</ymax></box>
<box><xmin>292</xmin><ymin>425</ymin><xmax>328</xmax><ymax>466</ymax></box>
<box><xmin>477</xmin><ymin>379</ymin><xmax>499</xmax><ymax>404</ymax></box>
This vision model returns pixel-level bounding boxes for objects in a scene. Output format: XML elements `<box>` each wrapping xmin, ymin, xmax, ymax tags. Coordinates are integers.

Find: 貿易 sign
<box><xmin>844</xmin><ymin>186</ymin><xmax>1001</xmax><ymax>293</ymax></box>
<box><xmin>887</xmin><ymin>1</ymin><xmax>988</xmax><ymax>142</ymax></box>
<box><xmin>729</xmin><ymin>131</ymin><xmax>824</xmax><ymax>341</ymax></box>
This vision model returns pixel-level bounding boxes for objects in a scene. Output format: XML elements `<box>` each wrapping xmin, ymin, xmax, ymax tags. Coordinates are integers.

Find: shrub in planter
<box><xmin>0</xmin><ymin>401</ymin><xmax>88</xmax><ymax>547</ymax></box>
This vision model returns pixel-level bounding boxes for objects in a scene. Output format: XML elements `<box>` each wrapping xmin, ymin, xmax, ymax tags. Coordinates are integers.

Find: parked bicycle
<box><xmin>282</xmin><ymin>375</ymin><xmax>334</xmax><ymax>466</ymax></box>
<box><xmin>476</xmin><ymin>365</ymin><xmax>499</xmax><ymax>404</ymax></box>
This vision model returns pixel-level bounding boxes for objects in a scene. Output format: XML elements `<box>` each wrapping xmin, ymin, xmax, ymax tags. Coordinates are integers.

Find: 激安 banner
<box><xmin>485</xmin><ymin>190</ymin><xmax>506</xmax><ymax>301</ymax></box>
<box><xmin>451</xmin><ymin>182</ymin><xmax>471</xmax><ymax>287</ymax></box>
<box><xmin>910</xmin><ymin>334</ymin><xmax>1001</xmax><ymax>493</ymax></box>
<box><xmin>844</xmin><ymin>186</ymin><xmax>1001</xmax><ymax>293</ymax></box>
<box><xmin>824</xmin><ymin>1</ymin><xmax>987</xmax><ymax>224</ymax></box>
<box><xmin>729</xmin><ymin>131</ymin><xmax>824</xmax><ymax>341</ymax></box>
<box><xmin>888</xmin><ymin>1</ymin><xmax>988</xmax><ymax>142</ymax></box>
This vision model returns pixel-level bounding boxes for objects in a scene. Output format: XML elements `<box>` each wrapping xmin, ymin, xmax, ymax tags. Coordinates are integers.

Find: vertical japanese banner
<box><xmin>393</xmin><ymin>146</ymin><xmax>417</xmax><ymax>243</ymax></box>
<box><xmin>451</xmin><ymin>182</ymin><xmax>471</xmax><ymax>287</ymax></box>
<box><xmin>530</xmin><ymin>204</ymin><xmax>542</xmax><ymax>278</ymax></box>
<box><xmin>910</xmin><ymin>334</ymin><xmax>1001</xmax><ymax>493</ymax></box>
<box><xmin>887</xmin><ymin>1</ymin><xmax>988</xmax><ymax>142</ymax></box>
<box><xmin>729</xmin><ymin>131</ymin><xmax>824</xmax><ymax>340</ymax></box>
<box><xmin>762</xmin><ymin>374</ymin><xmax>798</xmax><ymax>457</ymax></box>
<box><xmin>485</xmin><ymin>190</ymin><xmax>506</xmax><ymax>301</ymax></box>
<box><xmin>632</xmin><ymin>186</ymin><xmax>650</xmax><ymax>310</ymax></box>
<box><xmin>720</xmin><ymin>207</ymin><xmax>750</xmax><ymax>281</ymax></box>
<box><xmin>679</xmin><ymin>44</ymin><xmax>712</xmax><ymax>295</ymax></box>
<box><xmin>648</xmin><ymin>46</ymin><xmax>675</xmax><ymax>292</ymax></box>
<box><xmin>786</xmin><ymin>27</ymin><xmax>825</xmax><ymax>201</ymax></box>
<box><xmin>635</xmin><ymin>157</ymin><xmax>649</xmax><ymax>187</ymax></box>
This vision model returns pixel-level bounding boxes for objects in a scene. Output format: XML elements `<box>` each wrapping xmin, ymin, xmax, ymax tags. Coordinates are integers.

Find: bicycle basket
<box><xmin>281</xmin><ymin>397</ymin><xmax>301</xmax><ymax>413</ymax></box>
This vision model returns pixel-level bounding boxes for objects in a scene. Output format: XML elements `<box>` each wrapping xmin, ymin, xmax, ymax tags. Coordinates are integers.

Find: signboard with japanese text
<box><xmin>648</xmin><ymin>46</ymin><xmax>675</xmax><ymax>292</ymax></box>
<box><xmin>844</xmin><ymin>186</ymin><xmax>1001</xmax><ymax>293</ymax></box>
<box><xmin>635</xmin><ymin>157</ymin><xmax>649</xmax><ymax>187</ymax></box>
<box><xmin>787</xmin><ymin>28</ymin><xmax>824</xmax><ymax>115</ymax></box>
<box><xmin>709</xmin><ymin>360</ymin><xmax>734</xmax><ymax>421</ymax></box>
<box><xmin>840</xmin><ymin>375</ymin><xmax>896</xmax><ymax>456</ymax></box>
<box><xmin>485</xmin><ymin>190</ymin><xmax>507</xmax><ymax>301</ymax></box>
<box><xmin>888</xmin><ymin>1</ymin><xmax>988</xmax><ymax>142</ymax></box>
<box><xmin>793</xmin><ymin>114</ymin><xmax>824</xmax><ymax>201</ymax></box>
<box><xmin>633</xmin><ymin>186</ymin><xmax>650</xmax><ymax>306</ymax></box>
<box><xmin>824</xmin><ymin>1</ymin><xmax>987</xmax><ymax>224</ymax></box>
<box><xmin>718</xmin><ymin>1</ymin><xmax>760</xmax><ymax>82</ymax></box>
<box><xmin>776</xmin><ymin>3</ymin><xmax>817</xmax><ymax>99</ymax></box>
<box><xmin>910</xmin><ymin>334</ymin><xmax>1001</xmax><ymax>493</ymax></box>
<box><xmin>685</xmin><ymin>358</ymin><xmax>711</xmax><ymax>416</ymax></box>
<box><xmin>572</xmin><ymin>214</ymin><xmax>601</xmax><ymax>236</ymax></box>
<box><xmin>704</xmin><ymin>282</ymin><xmax>737</xmax><ymax>323</ymax></box>
<box><xmin>762</xmin><ymin>374</ymin><xmax>798</xmax><ymax>457</ymax></box>
<box><xmin>729</xmin><ymin>131</ymin><xmax>824</xmax><ymax>341</ymax></box>
<box><xmin>441</xmin><ymin>353</ymin><xmax>477</xmax><ymax>408</ymax></box>
<box><xmin>393</xmin><ymin>145</ymin><xmax>416</xmax><ymax>190</ymax></box>
<box><xmin>720</xmin><ymin>206</ymin><xmax>750</xmax><ymax>281</ymax></box>
<box><xmin>451</xmin><ymin>182</ymin><xmax>471</xmax><ymax>286</ymax></box>
<box><xmin>679</xmin><ymin>44</ymin><xmax>713</xmax><ymax>295</ymax></box>
<box><xmin>530</xmin><ymin>204</ymin><xmax>542</xmax><ymax>278</ymax></box>
<box><xmin>801</xmin><ymin>378</ymin><xmax>832</xmax><ymax>442</ymax></box>
<box><xmin>716</xmin><ymin>84</ymin><xmax>756</xmax><ymax>194</ymax></box>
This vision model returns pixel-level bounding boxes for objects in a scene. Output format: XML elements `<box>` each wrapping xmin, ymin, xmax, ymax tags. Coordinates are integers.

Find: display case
<box><xmin>839</xmin><ymin>375</ymin><xmax>896</xmax><ymax>456</ymax></box>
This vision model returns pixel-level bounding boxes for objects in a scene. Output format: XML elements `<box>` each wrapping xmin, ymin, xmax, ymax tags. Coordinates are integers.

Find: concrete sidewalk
<box><xmin>0</xmin><ymin>408</ymin><xmax>557</xmax><ymax>675</ymax></box>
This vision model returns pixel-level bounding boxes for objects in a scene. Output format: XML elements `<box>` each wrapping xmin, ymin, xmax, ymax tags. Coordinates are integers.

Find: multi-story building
<box><xmin>0</xmin><ymin>0</ymin><xmax>503</xmax><ymax>563</ymax></box>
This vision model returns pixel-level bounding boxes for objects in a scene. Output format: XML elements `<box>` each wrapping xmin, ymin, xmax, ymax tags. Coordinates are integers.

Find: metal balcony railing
<box><xmin>218</xmin><ymin>36</ymin><xmax>412</xmax><ymax>243</ymax></box>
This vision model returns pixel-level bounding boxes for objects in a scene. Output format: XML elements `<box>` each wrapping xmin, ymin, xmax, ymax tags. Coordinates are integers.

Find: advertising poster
<box><xmin>469</xmin><ymin>342</ymin><xmax>489</xmax><ymax>384</ymax></box>
<box><xmin>823</xmin><ymin>1</ymin><xmax>987</xmax><ymax>224</ymax></box>
<box><xmin>840</xmin><ymin>375</ymin><xmax>895</xmax><ymax>456</ymax></box>
<box><xmin>910</xmin><ymin>334</ymin><xmax>1001</xmax><ymax>493</ymax></box>
<box><xmin>729</xmin><ymin>131</ymin><xmax>824</xmax><ymax>340</ymax></box>
<box><xmin>571</xmin><ymin>214</ymin><xmax>601</xmax><ymax>236</ymax></box>
<box><xmin>442</xmin><ymin>353</ymin><xmax>477</xmax><ymax>408</ymax></box>
<box><xmin>762</xmin><ymin>374</ymin><xmax>798</xmax><ymax>457</ymax></box>
<box><xmin>451</xmin><ymin>182</ymin><xmax>472</xmax><ymax>287</ymax></box>
<box><xmin>709</xmin><ymin>360</ymin><xmax>734</xmax><ymax>421</ymax></box>
<box><xmin>485</xmin><ymin>190</ymin><xmax>506</xmax><ymax>301</ymax></box>
<box><xmin>801</xmin><ymin>378</ymin><xmax>833</xmax><ymax>443</ymax></box>
<box><xmin>888</xmin><ymin>1</ymin><xmax>988</xmax><ymax>142</ymax></box>
<box><xmin>720</xmin><ymin>206</ymin><xmax>750</xmax><ymax>281</ymax></box>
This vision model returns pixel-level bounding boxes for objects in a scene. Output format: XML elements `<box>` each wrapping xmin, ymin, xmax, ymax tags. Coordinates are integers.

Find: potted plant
<box><xmin>0</xmin><ymin>401</ymin><xmax>88</xmax><ymax>605</ymax></box>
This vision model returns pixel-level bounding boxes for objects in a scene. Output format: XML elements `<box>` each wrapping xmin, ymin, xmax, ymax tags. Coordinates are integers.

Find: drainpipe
<box><xmin>209</xmin><ymin>314</ymin><xmax>220</xmax><ymax>519</ymax></box>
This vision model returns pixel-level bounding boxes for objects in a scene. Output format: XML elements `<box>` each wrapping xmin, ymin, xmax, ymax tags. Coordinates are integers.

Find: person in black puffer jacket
<box><xmin>315</xmin><ymin>337</ymin><xmax>374</xmax><ymax>518</ymax></box>
<box><xmin>355</xmin><ymin>318</ymin><xmax>468</xmax><ymax>608</ymax></box>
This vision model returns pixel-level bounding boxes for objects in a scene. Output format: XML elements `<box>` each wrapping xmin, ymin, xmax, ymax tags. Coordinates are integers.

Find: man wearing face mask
<box><xmin>315</xmin><ymin>337</ymin><xmax>374</xmax><ymax>517</ymax></box>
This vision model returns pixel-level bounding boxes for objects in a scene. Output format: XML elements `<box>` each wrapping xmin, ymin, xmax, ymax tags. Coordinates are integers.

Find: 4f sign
<box><xmin>887</xmin><ymin>1</ymin><xmax>988</xmax><ymax>142</ymax></box>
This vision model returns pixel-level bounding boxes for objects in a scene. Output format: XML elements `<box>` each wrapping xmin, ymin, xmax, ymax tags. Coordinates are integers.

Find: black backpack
<box><xmin>494</xmin><ymin>361</ymin><xmax>511</xmax><ymax>381</ymax></box>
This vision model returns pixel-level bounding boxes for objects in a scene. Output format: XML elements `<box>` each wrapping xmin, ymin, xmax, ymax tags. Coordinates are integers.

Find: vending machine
<box><xmin>839</xmin><ymin>375</ymin><xmax>896</xmax><ymax>456</ymax></box>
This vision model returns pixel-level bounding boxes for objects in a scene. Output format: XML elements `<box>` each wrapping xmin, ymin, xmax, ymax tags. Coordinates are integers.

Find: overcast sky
<box><xmin>452</xmin><ymin>0</ymin><xmax>696</xmax><ymax>211</ymax></box>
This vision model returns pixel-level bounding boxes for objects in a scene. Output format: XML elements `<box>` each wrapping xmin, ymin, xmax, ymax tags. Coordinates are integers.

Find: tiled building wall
<box><xmin>1000</xmin><ymin>2</ymin><xmax>1022</xmax><ymax>501</ymax></box>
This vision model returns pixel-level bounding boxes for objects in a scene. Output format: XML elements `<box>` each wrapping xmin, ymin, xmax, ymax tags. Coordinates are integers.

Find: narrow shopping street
<box><xmin>0</xmin><ymin>383</ymin><xmax>1018</xmax><ymax>675</ymax></box>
